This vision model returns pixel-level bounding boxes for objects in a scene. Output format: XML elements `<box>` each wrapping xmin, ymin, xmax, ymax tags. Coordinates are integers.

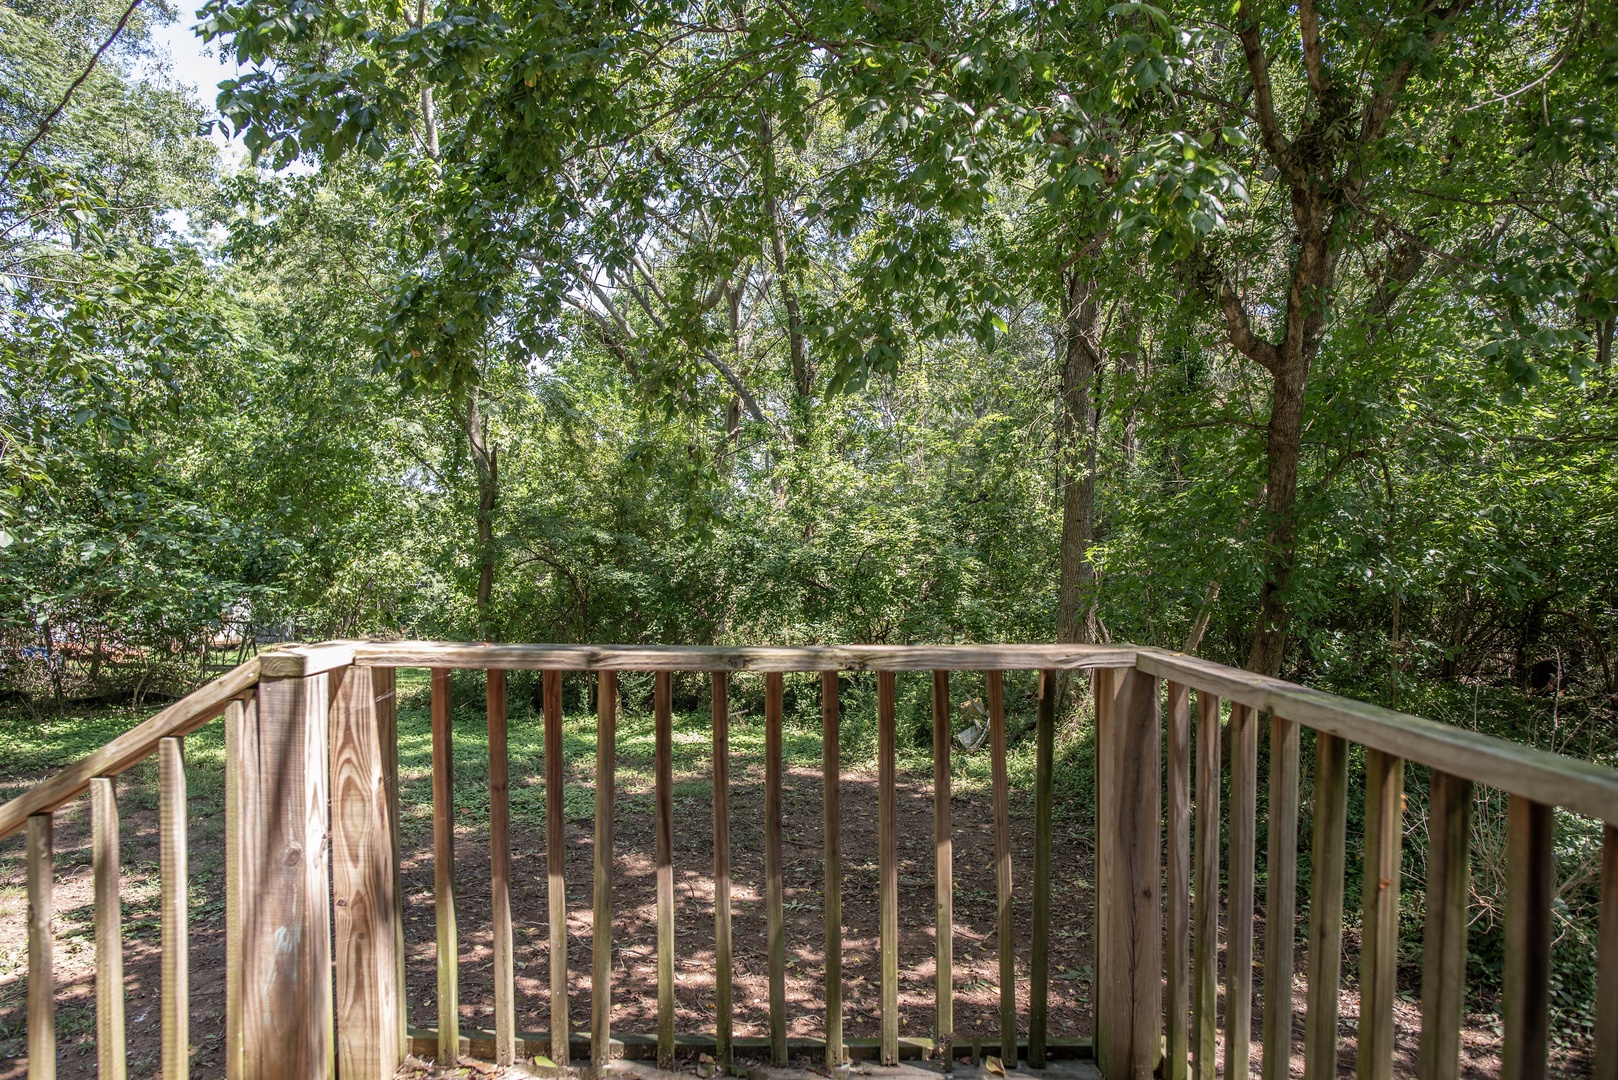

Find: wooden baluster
<box><xmin>1166</xmin><ymin>681</ymin><xmax>1191</xmax><ymax>1080</ymax></box>
<box><xmin>765</xmin><ymin>672</ymin><xmax>788</xmax><ymax>1066</ymax></box>
<box><xmin>160</xmin><ymin>736</ymin><xmax>189</xmax><ymax>1080</ymax></box>
<box><xmin>593</xmin><ymin>671</ymin><xmax>619</xmax><ymax>1067</ymax></box>
<box><xmin>1261</xmin><ymin>716</ymin><xmax>1300</xmax><ymax>1080</ymax></box>
<box><xmin>823</xmin><ymin>672</ymin><xmax>844</xmax><ymax>1069</ymax></box>
<box><xmin>878</xmin><ymin>670</ymin><xmax>900</xmax><ymax>1067</ymax></box>
<box><xmin>431</xmin><ymin>667</ymin><xmax>459</xmax><ymax>1065</ymax></box>
<box><xmin>92</xmin><ymin>778</ymin><xmax>127</xmax><ymax>1080</ymax></box>
<box><xmin>544</xmin><ymin>669</ymin><xmax>570</xmax><ymax>1066</ymax></box>
<box><xmin>27</xmin><ymin>812</ymin><xmax>54</xmax><ymax>1080</ymax></box>
<box><xmin>376</xmin><ymin>669</ymin><xmax>407</xmax><ymax>1066</ymax></box>
<box><xmin>1417</xmin><ymin>771</ymin><xmax>1471</xmax><ymax>1080</ymax></box>
<box><xmin>1225</xmin><ymin>703</ymin><xmax>1258</xmax><ymax>1080</ymax></box>
<box><xmin>1502</xmin><ymin>796</ymin><xmax>1553</xmax><ymax>1080</ymax></box>
<box><xmin>655</xmin><ymin>671</ymin><xmax>676</xmax><ymax>1071</ymax></box>
<box><xmin>1595</xmin><ymin>824</ymin><xmax>1618</xmax><ymax>1080</ymax></box>
<box><xmin>713</xmin><ymin>673</ymin><xmax>733</xmax><ymax>1072</ymax></box>
<box><xmin>1094</xmin><ymin>666</ymin><xmax>1162</xmax><ymax>1077</ymax></box>
<box><xmin>331</xmin><ymin>663</ymin><xmax>403</xmax><ymax>1080</ymax></box>
<box><xmin>1029</xmin><ymin>669</ymin><xmax>1056</xmax><ymax>1069</ymax></box>
<box><xmin>933</xmin><ymin>670</ymin><xmax>954</xmax><ymax>1070</ymax></box>
<box><xmin>988</xmin><ymin>672</ymin><xmax>1015</xmax><ymax>1070</ymax></box>
<box><xmin>1092</xmin><ymin>668</ymin><xmax>1111</xmax><ymax>1071</ymax></box>
<box><xmin>1357</xmin><ymin>751</ymin><xmax>1405</xmax><ymax>1080</ymax></box>
<box><xmin>1191</xmin><ymin>691</ymin><xmax>1221</xmax><ymax>1080</ymax></box>
<box><xmin>488</xmin><ymin>670</ymin><xmax>516</xmax><ymax>1067</ymax></box>
<box><xmin>225</xmin><ymin>699</ymin><xmax>243</xmax><ymax>1080</ymax></box>
<box><xmin>1302</xmin><ymin>734</ymin><xmax>1349</xmax><ymax>1080</ymax></box>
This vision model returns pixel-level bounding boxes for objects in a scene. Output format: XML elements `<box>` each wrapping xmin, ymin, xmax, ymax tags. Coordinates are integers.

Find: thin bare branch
<box><xmin>3</xmin><ymin>0</ymin><xmax>144</xmax><ymax>187</ymax></box>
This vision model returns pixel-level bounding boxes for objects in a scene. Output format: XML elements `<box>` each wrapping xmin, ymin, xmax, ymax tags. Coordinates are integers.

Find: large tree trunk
<box><xmin>1057</xmin><ymin>273</ymin><xmax>1102</xmax><ymax>645</ymax></box>
<box><xmin>1244</xmin><ymin>193</ymin><xmax>1334</xmax><ymax>676</ymax></box>
<box><xmin>1245</xmin><ymin>362</ymin><xmax>1306</xmax><ymax>675</ymax></box>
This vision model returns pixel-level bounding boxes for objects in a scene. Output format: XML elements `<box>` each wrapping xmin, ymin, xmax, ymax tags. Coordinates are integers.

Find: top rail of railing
<box><xmin>5</xmin><ymin>639</ymin><xmax>1618</xmax><ymax>838</ymax></box>
<box><xmin>1139</xmin><ymin>648</ymin><xmax>1618</xmax><ymax>823</ymax></box>
<box><xmin>0</xmin><ymin>656</ymin><xmax>260</xmax><ymax>841</ymax></box>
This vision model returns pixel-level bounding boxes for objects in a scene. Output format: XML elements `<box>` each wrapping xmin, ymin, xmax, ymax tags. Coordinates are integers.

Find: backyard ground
<box><xmin>0</xmin><ymin>669</ymin><xmax>1594</xmax><ymax>1078</ymax></box>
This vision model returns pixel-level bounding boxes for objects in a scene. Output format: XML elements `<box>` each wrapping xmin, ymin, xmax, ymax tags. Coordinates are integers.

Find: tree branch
<box><xmin>2</xmin><ymin>0</ymin><xmax>144</xmax><ymax>187</ymax></box>
<box><xmin>1234</xmin><ymin>0</ymin><xmax>1294</xmax><ymax>175</ymax></box>
<box><xmin>1298</xmin><ymin>0</ymin><xmax>1327</xmax><ymax>94</ymax></box>
<box><xmin>1209</xmin><ymin>261</ymin><xmax>1281</xmax><ymax>373</ymax></box>
<box><xmin>564</xmin><ymin>279</ymin><xmax>772</xmax><ymax>427</ymax></box>
<box><xmin>1357</xmin><ymin>0</ymin><xmax>1475</xmax><ymax>146</ymax></box>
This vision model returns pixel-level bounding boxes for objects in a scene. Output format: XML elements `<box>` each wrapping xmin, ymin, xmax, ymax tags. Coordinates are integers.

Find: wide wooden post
<box><xmin>235</xmin><ymin>666</ymin><xmax>335</xmax><ymax>1079</ymax></box>
<box><xmin>1094</xmin><ymin>666</ymin><xmax>1162</xmax><ymax>1079</ymax></box>
<box><xmin>329</xmin><ymin>664</ymin><xmax>403</xmax><ymax>1080</ymax></box>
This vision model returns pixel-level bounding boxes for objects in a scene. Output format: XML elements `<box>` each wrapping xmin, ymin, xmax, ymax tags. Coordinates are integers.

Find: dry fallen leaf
<box><xmin>985</xmin><ymin>1055</ymin><xmax>1006</xmax><ymax>1075</ymax></box>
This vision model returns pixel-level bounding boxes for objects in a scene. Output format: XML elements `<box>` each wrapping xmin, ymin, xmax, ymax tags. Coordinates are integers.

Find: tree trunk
<box><xmin>1243</xmin><ymin>196</ymin><xmax>1334</xmax><ymax>676</ymax></box>
<box><xmin>1245</xmin><ymin>360</ymin><xmax>1306</xmax><ymax>675</ymax></box>
<box><xmin>759</xmin><ymin>111</ymin><xmax>810</xmax><ymax>434</ymax></box>
<box><xmin>1057</xmin><ymin>273</ymin><xmax>1102</xmax><ymax>645</ymax></box>
<box><xmin>463</xmin><ymin>391</ymin><xmax>499</xmax><ymax>635</ymax></box>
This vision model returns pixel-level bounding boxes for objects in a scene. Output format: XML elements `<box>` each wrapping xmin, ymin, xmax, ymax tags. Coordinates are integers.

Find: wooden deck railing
<box><xmin>3</xmin><ymin>640</ymin><xmax>1617</xmax><ymax>1080</ymax></box>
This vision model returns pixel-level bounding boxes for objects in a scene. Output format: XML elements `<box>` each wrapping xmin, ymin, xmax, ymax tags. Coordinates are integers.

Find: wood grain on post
<box><xmin>375</xmin><ymin>668</ymin><xmax>407</xmax><ymax>1064</ymax></box>
<box><xmin>822</xmin><ymin>671</ymin><xmax>843</xmax><ymax>1068</ymax></box>
<box><xmin>1357</xmin><ymin>750</ymin><xmax>1405</xmax><ymax>1080</ymax></box>
<box><xmin>1417</xmin><ymin>771</ymin><xmax>1472</xmax><ymax>1080</ymax></box>
<box><xmin>595</xmin><ymin>671</ymin><xmax>619</xmax><ymax>1067</ymax></box>
<box><xmin>1224</xmin><ymin>704</ymin><xmax>1258</xmax><ymax>1080</ymax></box>
<box><xmin>544</xmin><ymin>669</ymin><xmax>570</xmax><ymax>1066</ymax></box>
<box><xmin>765</xmin><ymin>672</ymin><xmax>788</xmax><ymax>1066</ymax></box>
<box><xmin>932</xmin><ymin>670</ymin><xmax>954</xmax><ymax>1070</ymax></box>
<box><xmin>160</xmin><ymin>737</ymin><xmax>189</xmax><ymax>1080</ymax></box>
<box><xmin>1166</xmin><ymin>681</ymin><xmax>1191</xmax><ymax>1080</ymax></box>
<box><xmin>431</xmin><ymin>668</ymin><xmax>459</xmax><ymax>1065</ymax></box>
<box><xmin>1191</xmin><ymin>691</ymin><xmax>1221</xmax><ymax>1080</ymax></box>
<box><xmin>1501</xmin><ymin>796</ymin><xmax>1553</xmax><ymax>1080</ymax></box>
<box><xmin>655</xmin><ymin>671</ymin><xmax>676</xmax><ymax>1071</ymax></box>
<box><xmin>27</xmin><ymin>812</ymin><xmax>54</xmax><ymax>1080</ymax></box>
<box><xmin>878</xmin><ymin>671</ymin><xmax>900</xmax><ymax>1066</ymax></box>
<box><xmin>987</xmin><ymin>672</ymin><xmax>1015</xmax><ymax>1070</ymax></box>
<box><xmin>1030</xmin><ymin>669</ymin><xmax>1056</xmax><ymax>1069</ymax></box>
<box><xmin>240</xmin><ymin>673</ymin><xmax>334</xmax><ymax>1079</ymax></box>
<box><xmin>91</xmin><ymin>778</ymin><xmax>127</xmax><ymax>1080</ymax></box>
<box><xmin>1596</xmin><ymin>825</ymin><xmax>1618</xmax><ymax>1080</ymax></box>
<box><xmin>1094</xmin><ymin>667</ymin><xmax>1162</xmax><ymax>1078</ymax></box>
<box><xmin>1302</xmin><ymin>733</ymin><xmax>1349</xmax><ymax>1080</ymax></box>
<box><xmin>330</xmin><ymin>664</ymin><xmax>403</xmax><ymax>1080</ymax></box>
<box><xmin>487</xmin><ymin>670</ymin><xmax>516</xmax><ymax>1067</ymax></box>
<box><xmin>1261</xmin><ymin>716</ymin><xmax>1300</xmax><ymax>1080</ymax></box>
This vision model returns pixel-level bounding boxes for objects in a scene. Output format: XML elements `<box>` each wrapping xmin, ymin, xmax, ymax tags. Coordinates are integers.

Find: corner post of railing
<box><xmin>330</xmin><ymin>654</ymin><xmax>405</xmax><ymax>1079</ymax></box>
<box><xmin>1093</xmin><ymin>661</ymin><xmax>1163</xmax><ymax>1079</ymax></box>
<box><xmin>230</xmin><ymin>644</ymin><xmax>348</xmax><ymax>1080</ymax></box>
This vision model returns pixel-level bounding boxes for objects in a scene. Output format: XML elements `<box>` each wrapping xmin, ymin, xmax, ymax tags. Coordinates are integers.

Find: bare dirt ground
<box><xmin>399</xmin><ymin>764</ymin><xmax>1099</xmax><ymax>1047</ymax></box>
<box><xmin>0</xmin><ymin>732</ymin><xmax>1594</xmax><ymax>1078</ymax></box>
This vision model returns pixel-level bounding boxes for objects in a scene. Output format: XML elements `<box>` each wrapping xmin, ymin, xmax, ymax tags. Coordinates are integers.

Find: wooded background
<box><xmin>4</xmin><ymin>0</ymin><xmax>1615</xmax><ymax>711</ymax></box>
